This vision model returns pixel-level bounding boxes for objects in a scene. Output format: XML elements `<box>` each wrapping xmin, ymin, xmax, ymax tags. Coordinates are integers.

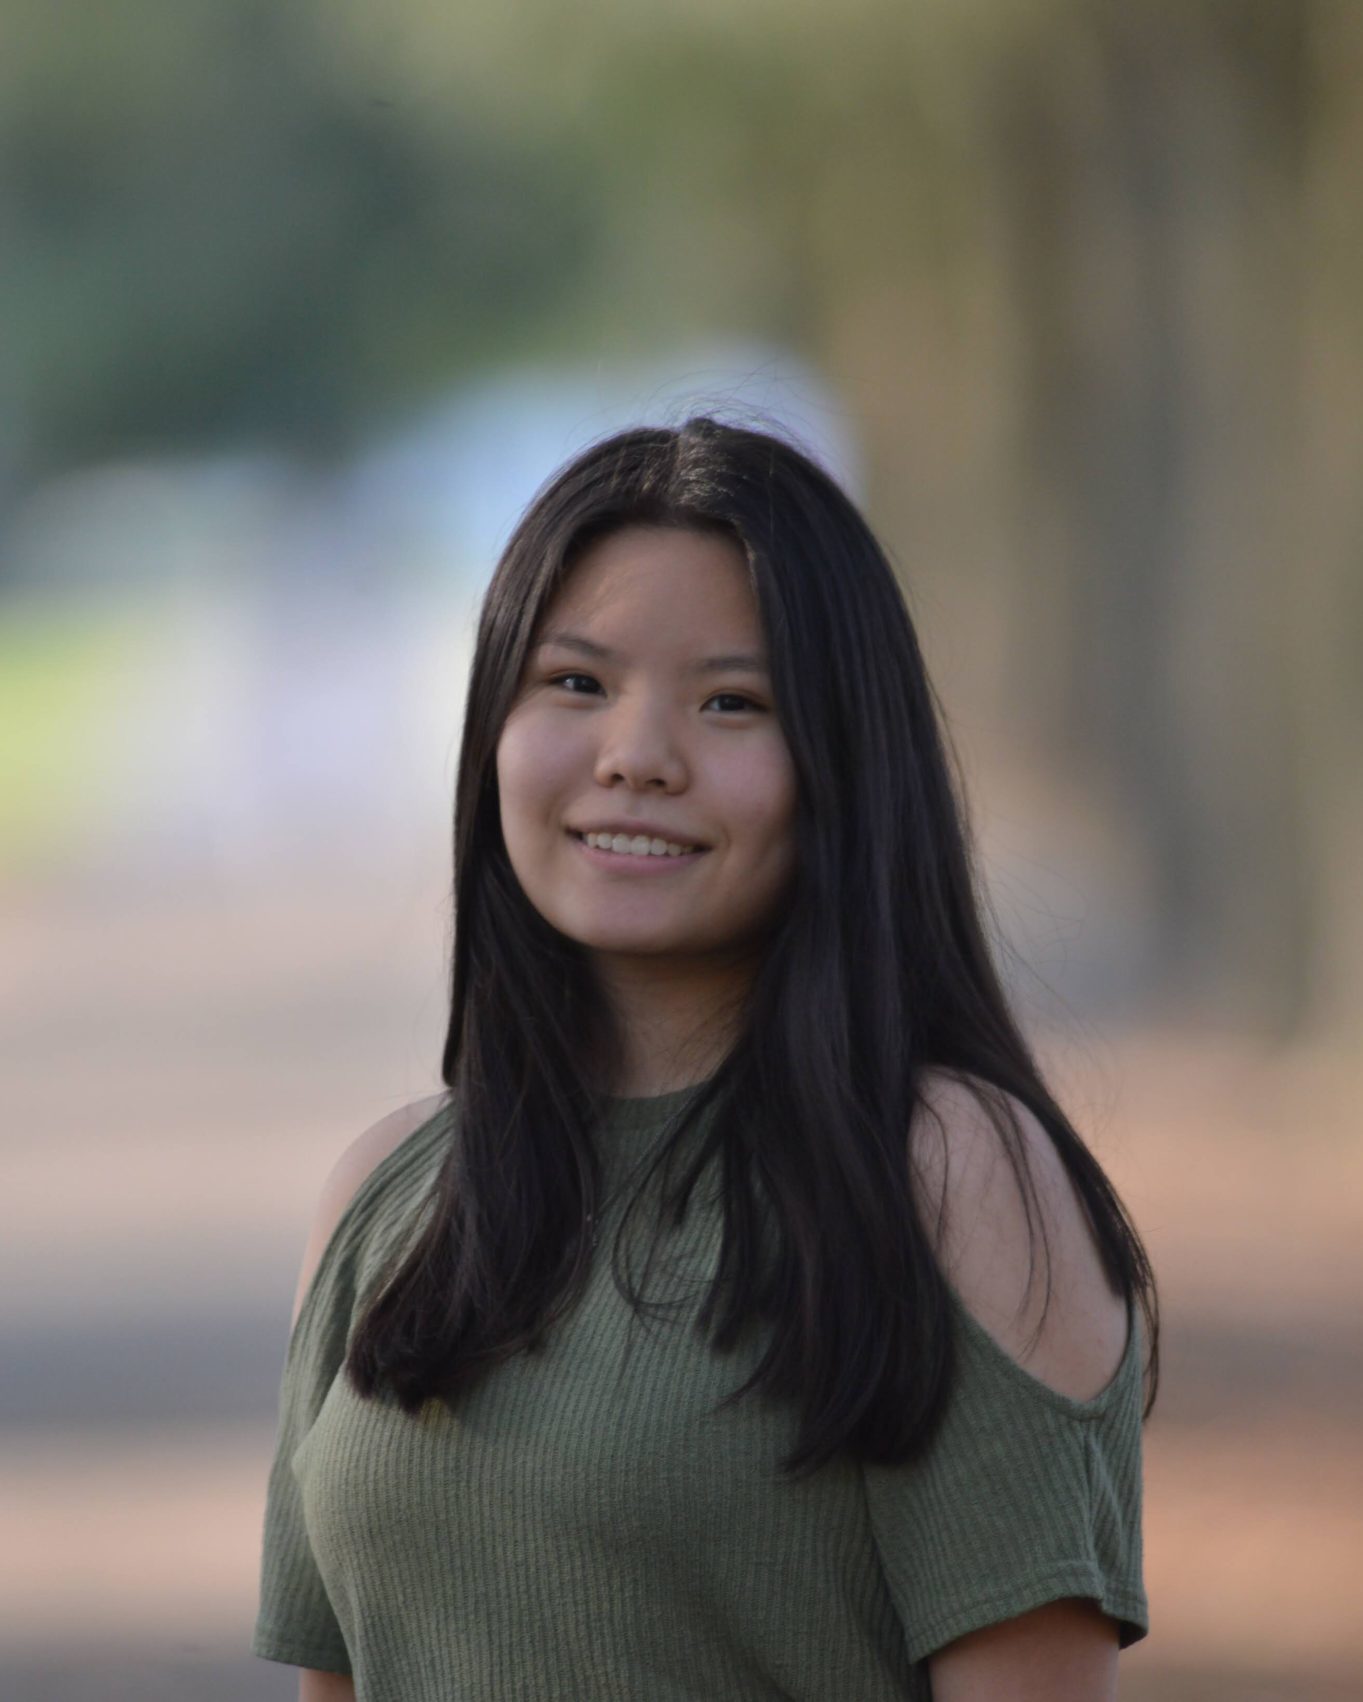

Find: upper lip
<box><xmin>568</xmin><ymin>820</ymin><xmax>708</xmax><ymax>848</ymax></box>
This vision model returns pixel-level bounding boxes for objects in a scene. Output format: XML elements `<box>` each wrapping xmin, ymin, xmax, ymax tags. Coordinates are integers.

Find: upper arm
<box><xmin>299</xmin><ymin>1669</ymin><xmax>357</xmax><ymax>1701</ymax></box>
<box><xmin>290</xmin><ymin>1093</ymin><xmax>448</xmax><ymax>1329</ymax></box>
<box><xmin>909</xmin><ymin>1070</ymin><xmax>1129</xmax><ymax>1404</ymax></box>
<box><xmin>926</xmin><ymin>1596</ymin><xmax>1118</xmax><ymax>1701</ymax></box>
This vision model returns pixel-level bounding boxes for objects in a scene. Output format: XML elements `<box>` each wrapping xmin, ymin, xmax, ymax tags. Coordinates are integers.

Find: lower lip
<box><xmin>568</xmin><ymin>832</ymin><xmax>709</xmax><ymax>874</ymax></box>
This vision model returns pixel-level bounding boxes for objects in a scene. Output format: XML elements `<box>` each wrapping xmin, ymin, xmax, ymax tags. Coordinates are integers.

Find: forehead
<box><xmin>542</xmin><ymin>525</ymin><xmax>758</xmax><ymax>635</ymax></box>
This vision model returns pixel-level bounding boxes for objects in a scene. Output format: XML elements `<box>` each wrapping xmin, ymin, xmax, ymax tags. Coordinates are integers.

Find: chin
<box><xmin>574</xmin><ymin>926</ymin><xmax>693</xmax><ymax>957</ymax></box>
<box><xmin>556</xmin><ymin>909</ymin><xmax>703</xmax><ymax>958</ymax></box>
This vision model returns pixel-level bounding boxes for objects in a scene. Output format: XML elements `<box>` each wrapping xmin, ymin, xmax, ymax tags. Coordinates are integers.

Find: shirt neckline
<box><xmin>598</xmin><ymin>1076</ymin><xmax>718</xmax><ymax>1133</ymax></box>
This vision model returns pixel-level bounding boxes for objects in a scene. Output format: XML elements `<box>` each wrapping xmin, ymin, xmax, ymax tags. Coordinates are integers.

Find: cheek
<box><xmin>495</xmin><ymin>712</ymin><xmax>577</xmax><ymax>827</ymax></box>
<box><xmin>719</xmin><ymin>742</ymin><xmax>798</xmax><ymax>866</ymax></box>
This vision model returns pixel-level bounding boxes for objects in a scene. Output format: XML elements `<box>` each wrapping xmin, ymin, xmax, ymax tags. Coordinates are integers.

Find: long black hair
<box><xmin>348</xmin><ymin>415</ymin><xmax>1159</xmax><ymax>1477</ymax></box>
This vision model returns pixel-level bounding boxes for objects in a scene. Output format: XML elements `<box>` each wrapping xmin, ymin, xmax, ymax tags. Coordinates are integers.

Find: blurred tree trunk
<box><xmin>1295</xmin><ymin>3</ymin><xmax>1363</xmax><ymax>1046</ymax></box>
<box><xmin>988</xmin><ymin>3</ymin><xmax>1329</xmax><ymax>1037</ymax></box>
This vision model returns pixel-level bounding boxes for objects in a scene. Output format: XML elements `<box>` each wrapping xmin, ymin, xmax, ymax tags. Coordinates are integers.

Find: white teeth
<box><xmin>581</xmin><ymin>831</ymin><xmax>697</xmax><ymax>858</ymax></box>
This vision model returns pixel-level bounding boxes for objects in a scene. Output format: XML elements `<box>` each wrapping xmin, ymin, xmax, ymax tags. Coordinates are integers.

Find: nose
<box><xmin>591</xmin><ymin>696</ymin><xmax>688</xmax><ymax>792</ymax></box>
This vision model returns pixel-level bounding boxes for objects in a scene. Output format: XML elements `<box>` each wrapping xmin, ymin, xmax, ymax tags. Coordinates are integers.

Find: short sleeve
<box><xmin>251</xmin><ymin>1246</ymin><xmax>356</xmax><ymax>1675</ymax></box>
<box><xmin>862</xmin><ymin>1288</ymin><xmax>1149</xmax><ymax>1666</ymax></box>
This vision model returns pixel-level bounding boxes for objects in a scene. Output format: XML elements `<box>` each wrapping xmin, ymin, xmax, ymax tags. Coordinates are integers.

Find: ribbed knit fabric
<box><xmin>252</xmin><ymin>1083</ymin><xmax>1148</xmax><ymax>1700</ymax></box>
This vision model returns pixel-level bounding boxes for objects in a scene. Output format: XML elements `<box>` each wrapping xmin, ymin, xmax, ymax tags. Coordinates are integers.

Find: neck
<box><xmin>589</xmin><ymin>949</ymin><xmax>754</xmax><ymax>1098</ymax></box>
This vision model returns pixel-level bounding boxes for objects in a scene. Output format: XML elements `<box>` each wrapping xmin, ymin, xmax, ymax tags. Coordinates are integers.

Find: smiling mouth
<box><xmin>568</xmin><ymin>829</ymin><xmax>706</xmax><ymax>860</ymax></box>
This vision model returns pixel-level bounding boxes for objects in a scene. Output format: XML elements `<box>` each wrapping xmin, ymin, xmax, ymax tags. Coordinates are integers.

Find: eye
<box><xmin>548</xmin><ymin>672</ymin><xmax>603</xmax><ymax>696</ymax></box>
<box><xmin>705</xmin><ymin>692</ymin><xmax>763</xmax><ymax>714</ymax></box>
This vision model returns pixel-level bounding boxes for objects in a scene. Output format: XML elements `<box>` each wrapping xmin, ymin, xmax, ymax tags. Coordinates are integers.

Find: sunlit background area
<box><xmin>3</xmin><ymin>3</ymin><xmax>1360</xmax><ymax>1697</ymax></box>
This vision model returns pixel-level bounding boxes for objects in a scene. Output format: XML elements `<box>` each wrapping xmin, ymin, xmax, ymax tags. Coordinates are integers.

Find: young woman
<box><xmin>254</xmin><ymin>417</ymin><xmax>1158</xmax><ymax>1701</ymax></box>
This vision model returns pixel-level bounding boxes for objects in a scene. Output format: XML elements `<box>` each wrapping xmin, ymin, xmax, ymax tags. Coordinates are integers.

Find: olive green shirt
<box><xmin>253</xmin><ymin>1083</ymin><xmax>1148</xmax><ymax>1698</ymax></box>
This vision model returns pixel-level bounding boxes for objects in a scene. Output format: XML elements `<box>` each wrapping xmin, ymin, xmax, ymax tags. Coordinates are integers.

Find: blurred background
<box><xmin>2</xmin><ymin>2</ymin><xmax>1360</xmax><ymax>1697</ymax></box>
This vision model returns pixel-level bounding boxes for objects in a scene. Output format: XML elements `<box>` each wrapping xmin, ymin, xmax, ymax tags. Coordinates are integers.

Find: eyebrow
<box><xmin>535</xmin><ymin>631</ymin><xmax>770</xmax><ymax>676</ymax></box>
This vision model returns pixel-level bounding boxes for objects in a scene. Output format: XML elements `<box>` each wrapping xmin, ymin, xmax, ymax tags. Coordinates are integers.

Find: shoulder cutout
<box><xmin>909</xmin><ymin>1070</ymin><xmax>1128</xmax><ymax>1404</ymax></box>
<box><xmin>289</xmin><ymin>1093</ymin><xmax>448</xmax><ymax>1328</ymax></box>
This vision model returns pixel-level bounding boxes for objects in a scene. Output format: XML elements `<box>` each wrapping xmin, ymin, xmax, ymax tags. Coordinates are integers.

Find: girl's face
<box><xmin>495</xmin><ymin>525</ymin><xmax>798</xmax><ymax>968</ymax></box>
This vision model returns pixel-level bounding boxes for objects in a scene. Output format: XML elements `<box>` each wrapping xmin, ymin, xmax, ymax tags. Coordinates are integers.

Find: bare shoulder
<box><xmin>290</xmin><ymin>1092</ymin><xmax>448</xmax><ymax>1327</ymax></box>
<box><xmin>909</xmin><ymin>1067</ymin><xmax>1129</xmax><ymax>1403</ymax></box>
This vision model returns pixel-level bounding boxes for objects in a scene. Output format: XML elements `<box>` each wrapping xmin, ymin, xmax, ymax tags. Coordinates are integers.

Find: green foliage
<box><xmin>3</xmin><ymin>0</ymin><xmax>600</xmax><ymax>472</ymax></box>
